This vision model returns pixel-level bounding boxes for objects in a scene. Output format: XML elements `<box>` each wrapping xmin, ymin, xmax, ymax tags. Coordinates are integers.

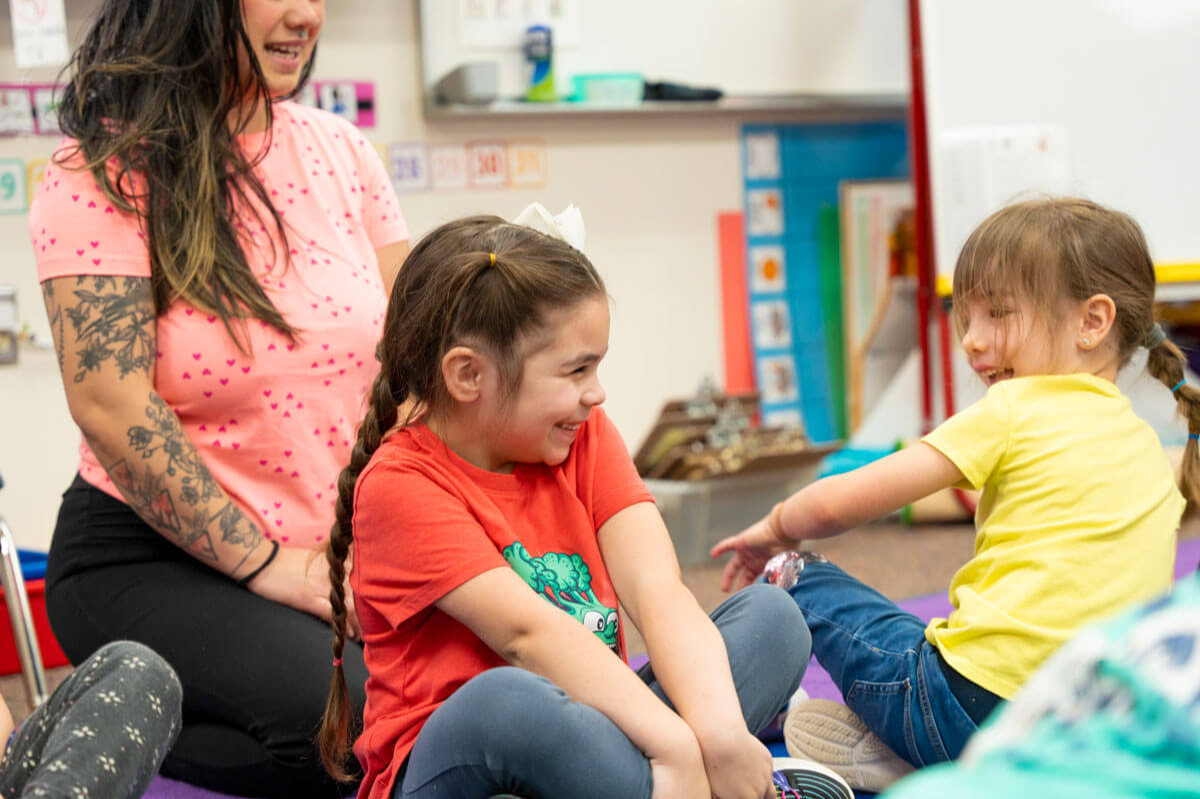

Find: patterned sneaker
<box><xmin>772</xmin><ymin>756</ymin><xmax>853</xmax><ymax>799</ymax></box>
<box><xmin>784</xmin><ymin>699</ymin><xmax>915</xmax><ymax>793</ymax></box>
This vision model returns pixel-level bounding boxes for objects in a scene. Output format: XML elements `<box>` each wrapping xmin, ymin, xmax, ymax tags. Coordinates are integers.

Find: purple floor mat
<box><xmin>143</xmin><ymin>539</ymin><xmax>1200</xmax><ymax>799</ymax></box>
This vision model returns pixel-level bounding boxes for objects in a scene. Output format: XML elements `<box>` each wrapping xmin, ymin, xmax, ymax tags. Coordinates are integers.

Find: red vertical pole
<box><xmin>907</xmin><ymin>0</ymin><xmax>937</xmax><ymax>434</ymax></box>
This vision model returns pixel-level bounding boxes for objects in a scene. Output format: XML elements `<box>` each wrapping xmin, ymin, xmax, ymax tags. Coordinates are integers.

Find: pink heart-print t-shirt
<box><xmin>29</xmin><ymin>101</ymin><xmax>409</xmax><ymax>549</ymax></box>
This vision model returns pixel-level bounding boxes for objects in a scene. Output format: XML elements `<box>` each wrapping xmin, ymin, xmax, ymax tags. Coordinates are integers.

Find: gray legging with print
<box><xmin>0</xmin><ymin>640</ymin><xmax>181</xmax><ymax>799</ymax></box>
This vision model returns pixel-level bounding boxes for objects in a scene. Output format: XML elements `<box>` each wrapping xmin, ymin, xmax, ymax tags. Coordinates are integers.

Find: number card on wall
<box><xmin>389</xmin><ymin>143</ymin><xmax>430</xmax><ymax>193</ymax></box>
<box><xmin>26</xmin><ymin>157</ymin><xmax>47</xmax><ymax>206</ymax></box>
<box><xmin>0</xmin><ymin>159</ymin><xmax>29</xmax><ymax>214</ymax></box>
<box><xmin>468</xmin><ymin>142</ymin><xmax>507</xmax><ymax>189</ymax></box>
<box><xmin>507</xmin><ymin>139</ymin><xmax>548</xmax><ymax>187</ymax></box>
<box><xmin>430</xmin><ymin>145</ymin><xmax>468</xmax><ymax>190</ymax></box>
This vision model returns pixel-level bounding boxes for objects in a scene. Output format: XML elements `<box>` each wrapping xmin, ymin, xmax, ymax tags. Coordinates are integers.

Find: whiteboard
<box><xmin>920</xmin><ymin>0</ymin><xmax>1200</xmax><ymax>286</ymax></box>
<box><xmin>420</xmin><ymin>0</ymin><xmax>910</xmax><ymax>100</ymax></box>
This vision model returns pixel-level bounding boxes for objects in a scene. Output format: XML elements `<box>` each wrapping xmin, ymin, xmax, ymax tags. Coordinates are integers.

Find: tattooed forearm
<box><xmin>56</xmin><ymin>276</ymin><xmax>156</xmax><ymax>383</ymax></box>
<box><xmin>127</xmin><ymin>394</ymin><xmax>221</xmax><ymax>506</ymax></box>
<box><xmin>108</xmin><ymin>457</ymin><xmax>220</xmax><ymax>562</ymax></box>
<box><xmin>99</xmin><ymin>392</ymin><xmax>267</xmax><ymax>573</ymax></box>
<box><xmin>47</xmin><ymin>300</ymin><xmax>65</xmax><ymax>372</ymax></box>
<box><xmin>218</xmin><ymin>504</ymin><xmax>264</xmax><ymax>548</ymax></box>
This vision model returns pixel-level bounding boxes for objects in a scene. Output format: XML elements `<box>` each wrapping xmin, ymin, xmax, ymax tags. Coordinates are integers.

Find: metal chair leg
<box><xmin>0</xmin><ymin>514</ymin><xmax>47</xmax><ymax>708</ymax></box>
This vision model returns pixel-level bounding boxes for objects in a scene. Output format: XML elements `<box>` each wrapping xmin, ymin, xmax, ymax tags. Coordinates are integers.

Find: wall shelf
<box><xmin>423</xmin><ymin>93</ymin><xmax>909</xmax><ymax>122</ymax></box>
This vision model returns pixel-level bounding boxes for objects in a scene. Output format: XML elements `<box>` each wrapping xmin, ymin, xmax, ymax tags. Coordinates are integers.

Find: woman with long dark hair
<box><xmin>29</xmin><ymin>1</ymin><xmax>409</xmax><ymax>796</ymax></box>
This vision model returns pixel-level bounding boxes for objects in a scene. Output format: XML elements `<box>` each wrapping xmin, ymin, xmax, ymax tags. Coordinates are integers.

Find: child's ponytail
<box><xmin>317</xmin><ymin>363</ymin><xmax>403</xmax><ymax>781</ymax></box>
<box><xmin>1144</xmin><ymin>325</ymin><xmax>1200</xmax><ymax>507</ymax></box>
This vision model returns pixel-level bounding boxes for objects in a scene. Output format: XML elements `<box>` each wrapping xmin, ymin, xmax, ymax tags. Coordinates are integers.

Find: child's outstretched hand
<box><xmin>709</xmin><ymin>509</ymin><xmax>794</xmax><ymax>593</ymax></box>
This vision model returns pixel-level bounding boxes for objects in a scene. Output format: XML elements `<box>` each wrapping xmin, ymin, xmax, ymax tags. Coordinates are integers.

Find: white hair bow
<box><xmin>512</xmin><ymin>202</ymin><xmax>586</xmax><ymax>254</ymax></box>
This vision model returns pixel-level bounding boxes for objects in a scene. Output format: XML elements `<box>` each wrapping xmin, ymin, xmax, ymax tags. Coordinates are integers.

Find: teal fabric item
<box><xmin>883</xmin><ymin>574</ymin><xmax>1200</xmax><ymax>797</ymax></box>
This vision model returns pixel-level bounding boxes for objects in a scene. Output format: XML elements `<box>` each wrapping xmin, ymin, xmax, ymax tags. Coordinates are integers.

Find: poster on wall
<box><xmin>746</xmin><ymin>189</ymin><xmax>784</xmax><ymax>236</ymax></box>
<box><xmin>32</xmin><ymin>85</ymin><xmax>62</xmax><ymax>135</ymax></box>
<box><xmin>744</xmin><ymin>131</ymin><xmax>781</xmax><ymax>180</ymax></box>
<box><xmin>457</xmin><ymin>0</ymin><xmax>580</xmax><ymax>48</ymax></box>
<box><xmin>293</xmin><ymin>81</ymin><xmax>377</xmax><ymax>128</ymax></box>
<box><xmin>0</xmin><ymin>88</ymin><xmax>35</xmax><ymax>135</ymax></box>
<box><xmin>749</xmin><ymin>245</ymin><xmax>786</xmax><ymax>294</ymax></box>
<box><xmin>756</xmin><ymin>355</ymin><xmax>799</xmax><ymax>405</ymax></box>
<box><xmin>9</xmin><ymin>0</ymin><xmax>69</xmax><ymax>68</ymax></box>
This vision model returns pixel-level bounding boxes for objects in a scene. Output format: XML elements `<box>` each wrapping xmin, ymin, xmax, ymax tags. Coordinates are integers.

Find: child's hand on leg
<box><xmin>699</xmin><ymin>727</ymin><xmax>776</xmax><ymax>799</ymax></box>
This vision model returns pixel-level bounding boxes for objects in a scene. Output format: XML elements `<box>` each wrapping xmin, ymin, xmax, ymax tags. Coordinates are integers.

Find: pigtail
<box><xmin>1145</xmin><ymin>335</ymin><xmax>1200</xmax><ymax>508</ymax></box>
<box><xmin>318</xmin><ymin>364</ymin><xmax>403</xmax><ymax>781</ymax></box>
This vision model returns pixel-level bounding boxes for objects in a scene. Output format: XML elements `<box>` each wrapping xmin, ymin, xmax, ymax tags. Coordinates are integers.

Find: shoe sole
<box><xmin>772</xmin><ymin>756</ymin><xmax>853</xmax><ymax>799</ymax></box>
<box><xmin>784</xmin><ymin>699</ymin><xmax>913</xmax><ymax>792</ymax></box>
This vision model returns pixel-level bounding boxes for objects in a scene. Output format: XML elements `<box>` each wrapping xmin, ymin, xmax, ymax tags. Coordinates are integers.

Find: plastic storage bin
<box><xmin>571</xmin><ymin>73</ymin><xmax>644</xmax><ymax>105</ymax></box>
<box><xmin>0</xmin><ymin>551</ymin><xmax>69</xmax><ymax>674</ymax></box>
<box><xmin>648</xmin><ymin>464</ymin><xmax>823</xmax><ymax>567</ymax></box>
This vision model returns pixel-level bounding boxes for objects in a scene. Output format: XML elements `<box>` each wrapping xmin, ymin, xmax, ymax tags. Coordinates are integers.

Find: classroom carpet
<box><xmin>141</xmin><ymin>537</ymin><xmax>1200</xmax><ymax>799</ymax></box>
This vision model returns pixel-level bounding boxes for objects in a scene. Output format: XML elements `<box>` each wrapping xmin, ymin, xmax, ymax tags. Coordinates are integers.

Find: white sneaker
<box><xmin>784</xmin><ymin>699</ymin><xmax>915</xmax><ymax>793</ymax></box>
<box><xmin>772</xmin><ymin>756</ymin><xmax>853</xmax><ymax>799</ymax></box>
<box><xmin>786</xmin><ymin>685</ymin><xmax>810</xmax><ymax>712</ymax></box>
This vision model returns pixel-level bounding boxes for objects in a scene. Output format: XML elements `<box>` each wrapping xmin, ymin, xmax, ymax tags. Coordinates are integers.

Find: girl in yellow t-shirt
<box><xmin>712</xmin><ymin>197</ymin><xmax>1195</xmax><ymax>793</ymax></box>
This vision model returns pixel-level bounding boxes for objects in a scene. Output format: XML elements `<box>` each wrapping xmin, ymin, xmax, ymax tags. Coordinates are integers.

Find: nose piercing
<box><xmin>298</xmin><ymin>29</ymin><xmax>309</xmax><ymax>39</ymax></box>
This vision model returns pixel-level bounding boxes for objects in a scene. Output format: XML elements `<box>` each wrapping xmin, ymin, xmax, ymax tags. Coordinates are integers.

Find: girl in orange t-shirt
<box><xmin>318</xmin><ymin>207</ymin><xmax>813</xmax><ymax>799</ymax></box>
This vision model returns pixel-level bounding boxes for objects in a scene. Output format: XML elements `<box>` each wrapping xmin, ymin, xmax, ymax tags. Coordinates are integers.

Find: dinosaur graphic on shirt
<box><xmin>502</xmin><ymin>541</ymin><xmax>619</xmax><ymax>649</ymax></box>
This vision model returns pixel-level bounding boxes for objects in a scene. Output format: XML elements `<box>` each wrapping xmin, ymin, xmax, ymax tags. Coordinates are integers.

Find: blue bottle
<box><xmin>523</xmin><ymin>24</ymin><xmax>555</xmax><ymax>102</ymax></box>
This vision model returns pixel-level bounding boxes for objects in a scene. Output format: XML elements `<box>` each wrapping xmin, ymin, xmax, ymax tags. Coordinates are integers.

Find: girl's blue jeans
<box><xmin>784</xmin><ymin>561</ymin><xmax>984</xmax><ymax>766</ymax></box>
<box><xmin>394</xmin><ymin>583</ymin><xmax>811</xmax><ymax>798</ymax></box>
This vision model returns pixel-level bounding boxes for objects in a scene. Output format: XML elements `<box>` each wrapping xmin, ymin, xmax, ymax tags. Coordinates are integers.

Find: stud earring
<box><xmin>1081</xmin><ymin>337</ymin><xmax>1092</xmax><ymax>347</ymax></box>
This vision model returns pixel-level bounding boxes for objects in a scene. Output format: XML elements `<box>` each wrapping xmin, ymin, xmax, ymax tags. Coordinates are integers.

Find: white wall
<box><xmin>0</xmin><ymin>0</ymin><xmax>909</xmax><ymax>550</ymax></box>
<box><xmin>420</xmin><ymin>0</ymin><xmax>910</xmax><ymax>99</ymax></box>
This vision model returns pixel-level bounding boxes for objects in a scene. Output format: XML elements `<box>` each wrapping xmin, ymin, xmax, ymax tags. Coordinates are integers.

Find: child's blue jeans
<box><xmin>394</xmin><ymin>583</ymin><xmax>810</xmax><ymax>798</ymax></box>
<box><xmin>784</xmin><ymin>561</ymin><xmax>987</xmax><ymax>767</ymax></box>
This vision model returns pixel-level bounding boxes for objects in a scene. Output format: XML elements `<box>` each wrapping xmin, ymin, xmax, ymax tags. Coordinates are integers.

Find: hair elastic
<box><xmin>1189</xmin><ymin>433</ymin><xmax>1199</xmax><ymax>441</ymax></box>
<box><xmin>1143</xmin><ymin>323</ymin><xmax>1167</xmax><ymax>349</ymax></box>
<box><xmin>237</xmin><ymin>540</ymin><xmax>279</xmax><ymax>588</ymax></box>
<box><xmin>488</xmin><ymin>252</ymin><xmax>496</xmax><ymax>266</ymax></box>
<box><xmin>1172</xmin><ymin>379</ymin><xmax>1187</xmax><ymax>394</ymax></box>
<box><xmin>332</xmin><ymin>657</ymin><xmax>343</xmax><ymax>668</ymax></box>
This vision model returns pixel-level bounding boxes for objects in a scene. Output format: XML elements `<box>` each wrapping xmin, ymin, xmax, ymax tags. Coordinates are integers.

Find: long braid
<box><xmin>318</xmin><ymin>364</ymin><xmax>401</xmax><ymax>781</ymax></box>
<box><xmin>1146</xmin><ymin>336</ymin><xmax>1200</xmax><ymax>509</ymax></box>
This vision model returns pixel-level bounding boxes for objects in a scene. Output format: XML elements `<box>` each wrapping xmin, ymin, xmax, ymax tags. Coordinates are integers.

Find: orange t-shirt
<box><xmin>28</xmin><ymin>102</ymin><xmax>408</xmax><ymax>549</ymax></box>
<box><xmin>350</xmin><ymin>407</ymin><xmax>654</xmax><ymax>799</ymax></box>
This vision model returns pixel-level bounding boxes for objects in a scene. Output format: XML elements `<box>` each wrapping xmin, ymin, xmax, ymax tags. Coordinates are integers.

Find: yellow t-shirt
<box><xmin>921</xmin><ymin>373</ymin><xmax>1183</xmax><ymax>699</ymax></box>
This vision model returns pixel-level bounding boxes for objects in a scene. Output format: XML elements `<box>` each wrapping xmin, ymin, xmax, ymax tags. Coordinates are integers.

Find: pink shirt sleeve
<box><xmin>29</xmin><ymin>146</ymin><xmax>151</xmax><ymax>282</ymax></box>
<box><xmin>343</xmin><ymin>123</ymin><xmax>408</xmax><ymax>249</ymax></box>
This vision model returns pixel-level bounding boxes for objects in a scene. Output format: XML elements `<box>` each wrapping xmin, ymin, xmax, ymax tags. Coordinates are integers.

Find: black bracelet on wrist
<box><xmin>238</xmin><ymin>540</ymin><xmax>280</xmax><ymax>587</ymax></box>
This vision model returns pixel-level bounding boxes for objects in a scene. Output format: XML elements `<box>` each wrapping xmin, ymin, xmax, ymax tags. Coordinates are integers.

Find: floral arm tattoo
<box><xmin>41</xmin><ymin>276</ymin><xmax>266</xmax><ymax>577</ymax></box>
